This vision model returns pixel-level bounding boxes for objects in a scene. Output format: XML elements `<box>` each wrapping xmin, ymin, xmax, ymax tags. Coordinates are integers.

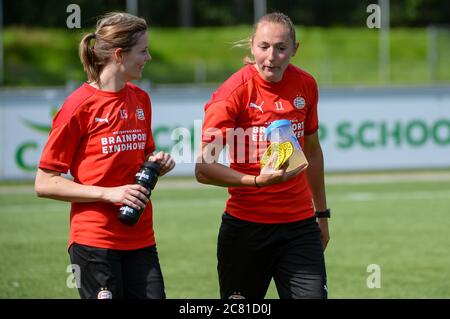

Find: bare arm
<box><xmin>304</xmin><ymin>132</ymin><xmax>327</xmax><ymax>211</ymax></box>
<box><xmin>35</xmin><ymin>168</ymin><xmax>149</xmax><ymax>210</ymax></box>
<box><xmin>195</xmin><ymin>142</ymin><xmax>305</xmax><ymax>187</ymax></box>
<box><xmin>304</xmin><ymin>131</ymin><xmax>330</xmax><ymax>250</ymax></box>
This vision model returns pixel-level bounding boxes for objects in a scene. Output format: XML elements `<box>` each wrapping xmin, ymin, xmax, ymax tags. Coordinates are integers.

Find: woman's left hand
<box><xmin>148</xmin><ymin>151</ymin><xmax>176</xmax><ymax>176</ymax></box>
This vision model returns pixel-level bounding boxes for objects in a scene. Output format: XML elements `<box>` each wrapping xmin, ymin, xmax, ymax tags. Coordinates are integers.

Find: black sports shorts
<box><xmin>68</xmin><ymin>243</ymin><xmax>165</xmax><ymax>299</ymax></box>
<box><xmin>217</xmin><ymin>212</ymin><xmax>327</xmax><ymax>299</ymax></box>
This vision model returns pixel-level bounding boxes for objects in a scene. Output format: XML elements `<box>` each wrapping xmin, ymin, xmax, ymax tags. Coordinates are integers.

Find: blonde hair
<box><xmin>235</xmin><ymin>12</ymin><xmax>297</xmax><ymax>65</ymax></box>
<box><xmin>79</xmin><ymin>12</ymin><xmax>148</xmax><ymax>85</ymax></box>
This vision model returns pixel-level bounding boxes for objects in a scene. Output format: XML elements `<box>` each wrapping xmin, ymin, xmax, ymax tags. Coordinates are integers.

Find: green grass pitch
<box><xmin>1</xmin><ymin>173</ymin><xmax>450</xmax><ymax>298</ymax></box>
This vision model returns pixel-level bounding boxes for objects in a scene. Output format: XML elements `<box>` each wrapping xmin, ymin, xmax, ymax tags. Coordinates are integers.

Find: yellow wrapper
<box><xmin>260</xmin><ymin>141</ymin><xmax>294</xmax><ymax>171</ymax></box>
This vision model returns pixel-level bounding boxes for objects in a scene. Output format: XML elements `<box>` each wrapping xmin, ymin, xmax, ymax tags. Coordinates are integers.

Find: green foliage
<box><xmin>5</xmin><ymin>0</ymin><xmax>450</xmax><ymax>27</ymax></box>
<box><xmin>3</xmin><ymin>26</ymin><xmax>450</xmax><ymax>87</ymax></box>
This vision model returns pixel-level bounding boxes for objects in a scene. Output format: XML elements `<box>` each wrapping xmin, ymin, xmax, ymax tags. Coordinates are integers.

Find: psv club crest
<box><xmin>293</xmin><ymin>96</ymin><xmax>306</xmax><ymax>110</ymax></box>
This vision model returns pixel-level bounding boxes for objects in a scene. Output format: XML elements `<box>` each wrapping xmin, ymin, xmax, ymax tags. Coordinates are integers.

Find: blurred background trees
<box><xmin>2</xmin><ymin>0</ymin><xmax>450</xmax><ymax>86</ymax></box>
<box><xmin>4</xmin><ymin>0</ymin><xmax>450</xmax><ymax>28</ymax></box>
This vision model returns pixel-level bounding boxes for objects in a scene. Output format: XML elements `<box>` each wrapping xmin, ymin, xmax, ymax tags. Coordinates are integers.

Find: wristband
<box><xmin>315</xmin><ymin>208</ymin><xmax>331</xmax><ymax>218</ymax></box>
<box><xmin>254</xmin><ymin>175</ymin><xmax>260</xmax><ymax>188</ymax></box>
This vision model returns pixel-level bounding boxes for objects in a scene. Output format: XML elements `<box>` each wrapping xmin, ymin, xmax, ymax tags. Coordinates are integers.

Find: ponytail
<box><xmin>232</xmin><ymin>37</ymin><xmax>255</xmax><ymax>65</ymax></box>
<box><xmin>79</xmin><ymin>33</ymin><xmax>100</xmax><ymax>84</ymax></box>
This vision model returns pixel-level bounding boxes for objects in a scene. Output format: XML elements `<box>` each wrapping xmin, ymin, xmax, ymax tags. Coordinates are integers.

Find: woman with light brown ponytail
<box><xmin>35</xmin><ymin>12</ymin><xmax>174</xmax><ymax>299</ymax></box>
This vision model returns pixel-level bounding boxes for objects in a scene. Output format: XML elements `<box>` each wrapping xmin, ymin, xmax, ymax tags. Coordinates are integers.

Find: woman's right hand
<box><xmin>255</xmin><ymin>162</ymin><xmax>308</xmax><ymax>187</ymax></box>
<box><xmin>103</xmin><ymin>184</ymin><xmax>150</xmax><ymax>210</ymax></box>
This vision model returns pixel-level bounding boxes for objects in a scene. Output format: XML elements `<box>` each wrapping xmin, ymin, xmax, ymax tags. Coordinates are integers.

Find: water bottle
<box><xmin>118</xmin><ymin>161</ymin><xmax>160</xmax><ymax>226</ymax></box>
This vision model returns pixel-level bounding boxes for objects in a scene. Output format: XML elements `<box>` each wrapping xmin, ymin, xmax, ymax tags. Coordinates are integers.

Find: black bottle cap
<box><xmin>119</xmin><ymin>211</ymin><xmax>139</xmax><ymax>227</ymax></box>
<box><xmin>143</xmin><ymin>161</ymin><xmax>161</xmax><ymax>175</ymax></box>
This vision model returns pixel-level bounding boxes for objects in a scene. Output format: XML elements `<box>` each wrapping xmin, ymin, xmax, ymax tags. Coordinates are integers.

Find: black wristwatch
<box><xmin>315</xmin><ymin>208</ymin><xmax>331</xmax><ymax>218</ymax></box>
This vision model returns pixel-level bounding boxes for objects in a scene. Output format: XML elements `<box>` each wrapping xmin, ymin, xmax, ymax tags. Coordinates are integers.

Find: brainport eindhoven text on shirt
<box><xmin>101</xmin><ymin>131</ymin><xmax>147</xmax><ymax>154</ymax></box>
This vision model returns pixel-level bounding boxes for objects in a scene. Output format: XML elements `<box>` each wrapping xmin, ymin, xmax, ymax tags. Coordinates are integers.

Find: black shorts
<box><xmin>217</xmin><ymin>213</ymin><xmax>327</xmax><ymax>299</ymax></box>
<box><xmin>68</xmin><ymin>243</ymin><xmax>165</xmax><ymax>299</ymax></box>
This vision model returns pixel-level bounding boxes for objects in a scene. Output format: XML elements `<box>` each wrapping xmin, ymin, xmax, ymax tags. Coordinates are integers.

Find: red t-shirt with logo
<box><xmin>202</xmin><ymin>64</ymin><xmax>319</xmax><ymax>223</ymax></box>
<box><xmin>39</xmin><ymin>82</ymin><xmax>156</xmax><ymax>250</ymax></box>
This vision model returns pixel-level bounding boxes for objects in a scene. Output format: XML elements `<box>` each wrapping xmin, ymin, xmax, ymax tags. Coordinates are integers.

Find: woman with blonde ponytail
<box><xmin>35</xmin><ymin>12</ymin><xmax>174</xmax><ymax>299</ymax></box>
<box><xmin>196</xmin><ymin>12</ymin><xmax>329</xmax><ymax>299</ymax></box>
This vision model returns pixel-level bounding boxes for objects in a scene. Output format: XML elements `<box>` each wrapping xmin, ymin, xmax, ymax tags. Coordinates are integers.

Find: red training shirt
<box><xmin>39</xmin><ymin>82</ymin><xmax>156</xmax><ymax>250</ymax></box>
<box><xmin>202</xmin><ymin>64</ymin><xmax>319</xmax><ymax>223</ymax></box>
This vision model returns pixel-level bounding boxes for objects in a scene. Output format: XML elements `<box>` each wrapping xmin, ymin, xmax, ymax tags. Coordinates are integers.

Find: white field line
<box><xmin>2</xmin><ymin>189</ymin><xmax>449</xmax><ymax>213</ymax></box>
<box><xmin>325</xmin><ymin>172</ymin><xmax>450</xmax><ymax>185</ymax></box>
<box><xmin>154</xmin><ymin>189</ymin><xmax>450</xmax><ymax>207</ymax></box>
<box><xmin>0</xmin><ymin>199</ymin><xmax>224</xmax><ymax>213</ymax></box>
<box><xmin>330</xmin><ymin>189</ymin><xmax>450</xmax><ymax>202</ymax></box>
<box><xmin>157</xmin><ymin>172</ymin><xmax>450</xmax><ymax>187</ymax></box>
<box><xmin>0</xmin><ymin>180</ymin><xmax>210</xmax><ymax>194</ymax></box>
<box><xmin>0</xmin><ymin>204</ymin><xmax>68</xmax><ymax>213</ymax></box>
<box><xmin>1</xmin><ymin>171</ymin><xmax>450</xmax><ymax>194</ymax></box>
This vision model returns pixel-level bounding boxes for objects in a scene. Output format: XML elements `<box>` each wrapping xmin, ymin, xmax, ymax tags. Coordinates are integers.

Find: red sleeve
<box><xmin>38</xmin><ymin>107</ymin><xmax>83</xmax><ymax>173</ymax></box>
<box><xmin>202</xmin><ymin>100</ymin><xmax>239</xmax><ymax>145</ymax></box>
<box><xmin>304</xmin><ymin>78</ymin><xmax>319</xmax><ymax>135</ymax></box>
